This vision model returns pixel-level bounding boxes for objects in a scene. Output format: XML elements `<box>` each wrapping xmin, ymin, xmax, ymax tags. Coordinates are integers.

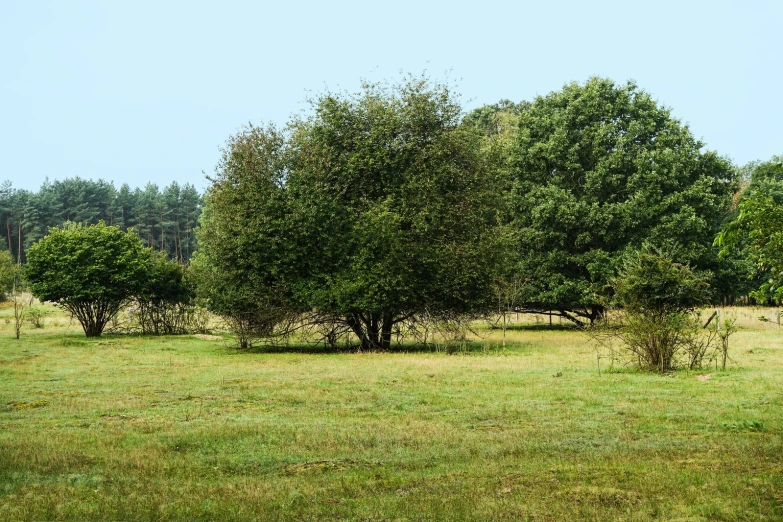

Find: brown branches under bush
<box><xmin>219</xmin><ymin>308</ymin><xmax>484</xmax><ymax>352</ymax></box>
<box><xmin>587</xmin><ymin>309</ymin><xmax>738</xmax><ymax>373</ymax></box>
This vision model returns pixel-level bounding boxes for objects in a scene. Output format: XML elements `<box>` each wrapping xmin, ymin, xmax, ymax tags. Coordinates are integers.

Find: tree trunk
<box><xmin>347</xmin><ymin>312</ymin><xmax>395</xmax><ymax>351</ymax></box>
<box><xmin>84</xmin><ymin>325</ymin><xmax>102</xmax><ymax>337</ymax></box>
<box><xmin>346</xmin><ymin>314</ymin><xmax>372</xmax><ymax>351</ymax></box>
<box><xmin>588</xmin><ymin>305</ymin><xmax>606</xmax><ymax>326</ymax></box>
<box><xmin>381</xmin><ymin>312</ymin><xmax>393</xmax><ymax>350</ymax></box>
<box><xmin>185</xmin><ymin>210</ymin><xmax>190</xmax><ymax>261</ymax></box>
<box><xmin>160</xmin><ymin>212</ymin><xmax>165</xmax><ymax>252</ymax></box>
<box><xmin>368</xmin><ymin>313</ymin><xmax>380</xmax><ymax>349</ymax></box>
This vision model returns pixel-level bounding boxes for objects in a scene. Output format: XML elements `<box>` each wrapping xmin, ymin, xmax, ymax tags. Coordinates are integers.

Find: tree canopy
<box><xmin>466</xmin><ymin>77</ymin><xmax>738</xmax><ymax>325</ymax></box>
<box><xmin>191</xmin><ymin>124</ymin><xmax>296</xmax><ymax>348</ymax></box>
<box><xmin>613</xmin><ymin>247</ymin><xmax>710</xmax><ymax>318</ymax></box>
<box><xmin>717</xmin><ymin>156</ymin><xmax>783</xmax><ymax>301</ymax></box>
<box><xmin>197</xmin><ymin>77</ymin><xmax>504</xmax><ymax>349</ymax></box>
<box><xmin>25</xmin><ymin>222</ymin><xmax>151</xmax><ymax>337</ymax></box>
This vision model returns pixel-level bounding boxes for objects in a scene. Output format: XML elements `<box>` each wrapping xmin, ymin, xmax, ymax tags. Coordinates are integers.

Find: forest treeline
<box><xmin>0</xmin><ymin>178</ymin><xmax>202</xmax><ymax>263</ymax></box>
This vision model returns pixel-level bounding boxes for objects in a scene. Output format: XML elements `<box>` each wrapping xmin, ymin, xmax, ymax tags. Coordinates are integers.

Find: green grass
<box><xmin>1</xmin><ymin>305</ymin><xmax>782</xmax><ymax>521</ymax></box>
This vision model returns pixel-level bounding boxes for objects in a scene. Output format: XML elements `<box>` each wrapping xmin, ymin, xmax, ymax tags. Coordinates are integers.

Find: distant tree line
<box><xmin>0</xmin><ymin>178</ymin><xmax>202</xmax><ymax>263</ymax></box>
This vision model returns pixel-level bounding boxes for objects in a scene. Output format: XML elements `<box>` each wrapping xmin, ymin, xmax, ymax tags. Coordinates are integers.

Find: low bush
<box><xmin>590</xmin><ymin>247</ymin><xmax>737</xmax><ymax>372</ymax></box>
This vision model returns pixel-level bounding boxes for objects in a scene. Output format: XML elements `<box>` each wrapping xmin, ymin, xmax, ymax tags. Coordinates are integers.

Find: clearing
<box><xmin>0</xmin><ymin>305</ymin><xmax>781</xmax><ymax>521</ymax></box>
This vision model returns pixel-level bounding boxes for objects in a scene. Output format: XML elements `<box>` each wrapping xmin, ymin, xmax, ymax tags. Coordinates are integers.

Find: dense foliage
<box><xmin>133</xmin><ymin>252</ymin><xmax>196</xmax><ymax>335</ymax></box>
<box><xmin>13</xmin><ymin>75</ymin><xmax>781</xmax><ymax>346</ymax></box>
<box><xmin>738</xmin><ymin>155</ymin><xmax>783</xmax><ymax>203</ymax></box>
<box><xmin>613</xmin><ymin>247</ymin><xmax>710</xmax><ymax>318</ymax></box>
<box><xmin>467</xmin><ymin>78</ymin><xmax>739</xmax><ymax>325</ymax></box>
<box><xmin>0</xmin><ymin>250</ymin><xmax>15</xmax><ymax>301</ymax></box>
<box><xmin>198</xmin><ymin>78</ymin><xmax>505</xmax><ymax>349</ymax></box>
<box><xmin>25</xmin><ymin>222</ymin><xmax>151</xmax><ymax>337</ymax></box>
<box><xmin>191</xmin><ymin>125</ymin><xmax>296</xmax><ymax>348</ymax></box>
<box><xmin>717</xmin><ymin>157</ymin><xmax>783</xmax><ymax>301</ymax></box>
<box><xmin>0</xmin><ymin>178</ymin><xmax>201</xmax><ymax>263</ymax></box>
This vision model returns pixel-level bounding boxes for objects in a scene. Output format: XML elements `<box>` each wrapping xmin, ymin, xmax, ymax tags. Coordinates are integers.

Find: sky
<box><xmin>1</xmin><ymin>0</ymin><xmax>781</xmax><ymax>192</ymax></box>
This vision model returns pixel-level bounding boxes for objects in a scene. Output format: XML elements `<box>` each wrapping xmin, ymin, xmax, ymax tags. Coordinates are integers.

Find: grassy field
<box><xmin>1</xmin><ymin>304</ymin><xmax>782</xmax><ymax>521</ymax></box>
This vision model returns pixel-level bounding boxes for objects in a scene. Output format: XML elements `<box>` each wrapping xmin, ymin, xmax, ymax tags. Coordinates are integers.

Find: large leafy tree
<box><xmin>472</xmin><ymin>77</ymin><xmax>738</xmax><ymax>325</ymax></box>
<box><xmin>716</xmin><ymin>157</ymin><xmax>783</xmax><ymax>301</ymax></box>
<box><xmin>738</xmin><ymin>155</ymin><xmax>783</xmax><ymax>202</ymax></box>
<box><xmin>198</xmin><ymin>77</ymin><xmax>504</xmax><ymax>349</ymax></box>
<box><xmin>192</xmin><ymin>124</ymin><xmax>296</xmax><ymax>348</ymax></box>
<box><xmin>25</xmin><ymin>222</ymin><xmax>151</xmax><ymax>337</ymax></box>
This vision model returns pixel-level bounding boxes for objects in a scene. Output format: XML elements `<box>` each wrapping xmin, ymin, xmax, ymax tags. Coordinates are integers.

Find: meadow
<box><xmin>1</xmin><ymin>304</ymin><xmax>781</xmax><ymax>521</ymax></box>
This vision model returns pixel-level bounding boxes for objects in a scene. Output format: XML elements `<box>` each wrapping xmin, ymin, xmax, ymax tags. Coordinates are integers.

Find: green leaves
<box><xmin>24</xmin><ymin>222</ymin><xmax>151</xmax><ymax>336</ymax></box>
<box><xmin>140</xmin><ymin>251</ymin><xmax>192</xmax><ymax>305</ymax></box>
<box><xmin>288</xmin><ymin>77</ymin><xmax>502</xmax><ymax>321</ymax></box>
<box><xmin>717</xmin><ymin>177</ymin><xmax>783</xmax><ymax>301</ymax></box>
<box><xmin>193</xmin><ymin>123</ymin><xmax>300</xmax><ymax>346</ymax></box>
<box><xmin>479</xmin><ymin>77</ymin><xmax>738</xmax><ymax>320</ymax></box>
<box><xmin>0</xmin><ymin>250</ymin><xmax>15</xmax><ymax>299</ymax></box>
<box><xmin>198</xmin><ymin>76</ymin><xmax>505</xmax><ymax>349</ymax></box>
<box><xmin>614</xmin><ymin>247</ymin><xmax>710</xmax><ymax>316</ymax></box>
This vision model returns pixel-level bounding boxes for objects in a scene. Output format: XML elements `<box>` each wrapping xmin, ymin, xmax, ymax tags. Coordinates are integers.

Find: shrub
<box><xmin>593</xmin><ymin>247</ymin><xmax>714</xmax><ymax>372</ymax></box>
<box><xmin>132</xmin><ymin>252</ymin><xmax>195</xmax><ymax>335</ymax></box>
<box><xmin>26</xmin><ymin>307</ymin><xmax>49</xmax><ymax>329</ymax></box>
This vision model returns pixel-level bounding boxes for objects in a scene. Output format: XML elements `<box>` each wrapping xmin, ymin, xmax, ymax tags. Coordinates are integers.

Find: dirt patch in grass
<box><xmin>562</xmin><ymin>486</ymin><xmax>642</xmax><ymax>507</ymax></box>
<box><xmin>285</xmin><ymin>459</ymin><xmax>364</xmax><ymax>474</ymax></box>
<box><xmin>6</xmin><ymin>400</ymin><xmax>48</xmax><ymax>411</ymax></box>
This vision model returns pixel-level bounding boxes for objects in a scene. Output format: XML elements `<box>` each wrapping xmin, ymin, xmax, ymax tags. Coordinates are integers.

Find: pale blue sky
<box><xmin>1</xmin><ymin>0</ymin><xmax>780</xmax><ymax>192</ymax></box>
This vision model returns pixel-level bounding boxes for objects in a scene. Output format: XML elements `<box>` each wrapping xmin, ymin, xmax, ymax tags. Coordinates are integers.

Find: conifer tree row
<box><xmin>0</xmin><ymin>178</ymin><xmax>202</xmax><ymax>263</ymax></box>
